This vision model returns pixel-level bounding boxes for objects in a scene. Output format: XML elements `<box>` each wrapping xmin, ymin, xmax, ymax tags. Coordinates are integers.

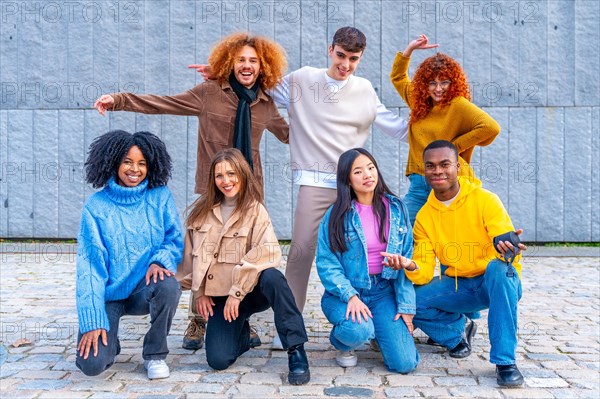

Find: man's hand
<box><xmin>224</xmin><ymin>296</ymin><xmax>241</xmax><ymax>322</ymax></box>
<box><xmin>196</xmin><ymin>295</ymin><xmax>215</xmax><ymax>320</ymax></box>
<box><xmin>496</xmin><ymin>228</ymin><xmax>527</xmax><ymax>257</ymax></box>
<box><xmin>78</xmin><ymin>328</ymin><xmax>107</xmax><ymax>359</ymax></box>
<box><xmin>188</xmin><ymin>64</ymin><xmax>213</xmax><ymax>81</ymax></box>
<box><xmin>93</xmin><ymin>94</ymin><xmax>115</xmax><ymax>116</ymax></box>
<box><xmin>394</xmin><ymin>313</ymin><xmax>415</xmax><ymax>335</ymax></box>
<box><xmin>381</xmin><ymin>252</ymin><xmax>417</xmax><ymax>271</ymax></box>
<box><xmin>145</xmin><ymin>263</ymin><xmax>174</xmax><ymax>285</ymax></box>
<box><xmin>346</xmin><ymin>295</ymin><xmax>372</xmax><ymax>324</ymax></box>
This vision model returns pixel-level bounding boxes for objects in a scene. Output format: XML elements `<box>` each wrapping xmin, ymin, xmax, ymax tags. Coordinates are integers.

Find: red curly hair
<box><xmin>409</xmin><ymin>53</ymin><xmax>471</xmax><ymax>124</ymax></box>
<box><xmin>208</xmin><ymin>32</ymin><xmax>287</xmax><ymax>91</ymax></box>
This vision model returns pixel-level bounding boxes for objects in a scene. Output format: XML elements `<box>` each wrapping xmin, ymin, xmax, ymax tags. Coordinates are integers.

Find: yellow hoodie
<box><xmin>407</xmin><ymin>176</ymin><xmax>522</xmax><ymax>286</ymax></box>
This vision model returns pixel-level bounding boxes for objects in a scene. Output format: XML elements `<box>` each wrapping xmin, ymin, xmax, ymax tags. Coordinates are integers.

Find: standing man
<box><xmin>94</xmin><ymin>32</ymin><xmax>289</xmax><ymax>352</ymax></box>
<box><xmin>402</xmin><ymin>140</ymin><xmax>526</xmax><ymax>387</ymax></box>
<box><xmin>270</xmin><ymin>27</ymin><xmax>409</xmax><ymax>316</ymax></box>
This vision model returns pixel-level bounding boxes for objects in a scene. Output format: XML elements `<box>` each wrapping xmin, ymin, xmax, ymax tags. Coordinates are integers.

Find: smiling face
<box><xmin>233</xmin><ymin>45</ymin><xmax>261</xmax><ymax>88</ymax></box>
<box><xmin>349</xmin><ymin>154</ymin><xmax>378</xmax><ymax>204</ymax></box>
<box><xmin>326</xmin><ymin>45</ymin><xmax>362</xmax><ymax>81</ymax></box>
<box><xmin>214</xmin><ymin>161</ymin><xmax>241</xmax><ymax>198</ymax></box>
<box><xmin>117</xmin><ymin>145</ymin><xmax>147</xmax><ymax>187</ymax></box>
<box><xmin>423</xmin><ymin>147</ymin><xmax>460</xmax><ymax>200</ymax></box>
<box><xmin>428</xmin><ymin>78</ymin><xmax>451</xmax><ymax>105</ymax></box>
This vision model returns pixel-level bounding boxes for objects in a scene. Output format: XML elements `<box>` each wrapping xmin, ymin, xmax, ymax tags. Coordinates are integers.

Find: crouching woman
<box><xmin>176</xmin><ymin>148</ymin><xmax>310</xmax><ymax>385</ymax></box>
<box><xmin>316</xmin><ymin>148</ymin><xmax>419</xmax><ymax>373</ymax></box>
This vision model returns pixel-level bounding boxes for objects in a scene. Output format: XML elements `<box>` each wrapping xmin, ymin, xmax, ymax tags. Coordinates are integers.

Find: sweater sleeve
<box><xmin>111</xmin><ymin>84</ymin><xmax>206</xmax><ymax>116</ymax></box>
<box><xmin>315</xmin><ymin>211</ymin><xmax>359</xmax><ymax>303</ymax></box>
<box><xmin>390</xmin><ymin>52</ymin><xmax>413</xmax><ymax>108</ymax></box>
<box><xmin>405</xmin><ymin>217</ymin><xmax>437</xmax><ymax>285</ymax></box>
<box><xmin>228</xmin><ymin>205</ymin><xmax>281</xmax><ymax>300</ymax></box>
<box><xmin>148</xmin><ymin>189</ymin><xmax>184</xmax><ymax>272</ymax></box>
<box><xmin>265</xmin><ymin>101</ymin><xmax>289</xmax><ymax>144</ymax></box>
<box><xmin>393</xmin><ymin>202</ymin><xmax>416</xmax><ymax>314</ymax></box>
<box><xmin>76</xmin><ymin>206</ymin><xmax>110</xmax><ymax>334</ymax></box>
<box><xmin>452</xmin><ymin>100</ymin><xmax>501</xmax><ymax>154</ymax></box>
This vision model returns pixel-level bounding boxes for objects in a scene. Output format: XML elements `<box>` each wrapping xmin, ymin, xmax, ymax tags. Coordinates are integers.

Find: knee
<box><xmin>260</xmin><ymin>268</ymin><xmax>285</xmax><ymax>285</ymax></box>
<box><xmin>76</xmin><ymin>357</ymin><xmax>113</xmax><ymax>376</ymax></box>
<box><xmin>333</xmin><ymin>321</ymin><xmax>372</xmax><ymax>347</ymax></box>
<box><xmin>206</xmin><ymin>351</ymin><xmax>236</xmax><ymax>371</ymax></box>
<box><xmin>387</xmin><ymin>359</ymin><xmax>418</xmax><ymax>374</ymax></box>
<box><xmin>152</xmin><ymin>277</ymin><xmax>181</xmax><ymax>303</ymax></box>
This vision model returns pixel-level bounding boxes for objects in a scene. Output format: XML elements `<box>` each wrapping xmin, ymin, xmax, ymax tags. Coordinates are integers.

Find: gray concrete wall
<box><xmin>1</xmin><ymin>0</ymin><xmax>599</xmax><ymax>242</ymax></box>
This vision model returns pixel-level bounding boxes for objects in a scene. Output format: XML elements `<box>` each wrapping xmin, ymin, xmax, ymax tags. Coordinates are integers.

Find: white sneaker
<box><xmin>335</xmin><ymin>350</ymin><xmax>357</xmax><ymax>367</ymax></box>
<box><xmin>271</xmin><ymin>334</ymin><xmax>284</xmax><ymax>350</ymax></box>
<box><xmin>144</xmin><ymin>359</ymin><xmax>170</xmax><ymax>379</ymax></box>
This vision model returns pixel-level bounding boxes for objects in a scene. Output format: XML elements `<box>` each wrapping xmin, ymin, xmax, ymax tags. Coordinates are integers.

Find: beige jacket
<box><xmin>176</xmin><ymin>201</ymin><xmax>281</xmax><ymax>300</ymax></box>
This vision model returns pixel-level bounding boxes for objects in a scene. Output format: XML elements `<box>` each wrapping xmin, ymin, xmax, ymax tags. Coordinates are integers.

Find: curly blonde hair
<box><xmin>409</xmin><ymin>53</ymin><xmax>471</xmax><ymax>124</ymax></box>
<box><xmin>208</xmin><ymin>32</ymin><xmax>287</xmax><ymax>91</ymax></box>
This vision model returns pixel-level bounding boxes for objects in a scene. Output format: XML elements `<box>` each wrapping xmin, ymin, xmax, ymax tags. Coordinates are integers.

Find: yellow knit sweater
<box><xmin>390</xmin><ymin>52</ymin><xmax>501</xmax><ymax>176</ymax></box>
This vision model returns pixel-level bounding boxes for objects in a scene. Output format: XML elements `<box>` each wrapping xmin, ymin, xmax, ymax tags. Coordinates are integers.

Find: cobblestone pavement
<box><xmin>1</xmin><ymin>247</ymin><xmax>599</xmax><ymax>398</ymax></box>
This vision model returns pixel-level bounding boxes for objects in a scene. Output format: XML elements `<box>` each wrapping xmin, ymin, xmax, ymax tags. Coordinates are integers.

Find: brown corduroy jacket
<box><xmin>111</xmin><ymin>80</ymin><xmax>289</xmax><ymax>194</ymax></box>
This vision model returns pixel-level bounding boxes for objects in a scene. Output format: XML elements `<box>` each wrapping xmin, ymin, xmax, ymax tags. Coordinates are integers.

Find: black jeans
<box><xmin>76</xmin><ymin>276</ymin><xmax>181</xmax><ymax>376</ymax></box>
<box><xmin>205</xmin><ymin>268</ymin><xmax>308</xmax><ymax>370</ymax></box>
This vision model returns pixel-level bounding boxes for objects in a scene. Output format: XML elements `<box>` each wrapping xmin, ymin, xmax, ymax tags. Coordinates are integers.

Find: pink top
<box><xmin>354</xmin><ymin>199</ymin><xmax>390</xmax><ymax>275</ymax></box>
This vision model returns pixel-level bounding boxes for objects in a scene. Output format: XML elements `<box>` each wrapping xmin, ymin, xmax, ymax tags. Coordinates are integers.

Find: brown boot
<box><xmin>182</xmin><ymin>317</ymin><xmax>206</xmax><ymax>350</ymax></box>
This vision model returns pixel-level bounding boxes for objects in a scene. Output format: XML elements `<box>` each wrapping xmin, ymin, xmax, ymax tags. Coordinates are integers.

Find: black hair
<box><xmin>85</xmin><ymin>130</ymin><xmax>172</xmax><ymax>189</ymax></box>
<box><xmin>328</xmin><ymin>148</ymin><xmax>396</xmax><ymax>253</ymax></box>
<box><xmin>423</xmin><ymin>140</ymin><xmax>458</xmax><ymax>160</ymax></box>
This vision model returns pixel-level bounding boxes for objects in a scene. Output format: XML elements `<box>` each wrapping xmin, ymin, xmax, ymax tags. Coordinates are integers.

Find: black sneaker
<box><xmin>496</xmin><ymin>364</ymin><xmax>524</xmax><ymax>387</ymax></box>
<box><xmin>449</xmin><ymin>319</ymin><xmax>477</xmax><ymax>358</ymax></box>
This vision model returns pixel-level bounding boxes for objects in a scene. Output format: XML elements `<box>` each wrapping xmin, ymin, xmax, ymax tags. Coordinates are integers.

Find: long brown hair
<box><xmin>185</xmin><ymin>148</ymin><xmax>263</xmax><ymax>227</ymax></box>
<box><xmin>409</xmin><ymin>53</ymin><xmax>471</xmax><ymax>124</ymax></box>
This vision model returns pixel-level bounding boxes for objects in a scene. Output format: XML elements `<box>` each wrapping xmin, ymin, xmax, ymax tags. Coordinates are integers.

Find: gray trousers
<box><xmin>285</xmin><ymin>185</ymin><xmax>337</xmax><ymax>312</ymax></box>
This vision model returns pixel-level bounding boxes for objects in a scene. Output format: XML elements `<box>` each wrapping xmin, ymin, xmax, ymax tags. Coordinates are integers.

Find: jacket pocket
<box><xmin>204</xmin><ymin>112</ymin><xmax>233</xmax><ymax>146</ymax></box>
<box><xmin>218</xmin><ymin>226</ymin><xmax>251</xmax><ymax>264</ymax></box>
<box><xmin>191</xmin><ymin>224</ymin><xmax>212</xmax><ymax>257</ymax></box>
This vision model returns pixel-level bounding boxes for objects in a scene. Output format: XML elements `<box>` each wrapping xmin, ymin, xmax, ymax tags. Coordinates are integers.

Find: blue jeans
<box><xmin>76</xmin><ymin>276</ymin><xmax>181</xmax><ymax>376</ymax></box>
<box><xmin>413</xmin><ymin>259</ymin><xmax>522</xmax><ymax>365</ymax></box>
<box><xmin>321</xmin><ymin>275</ymin><xmax>419</xmax><ymax>373</ymax></box>
<box><xmin>402</xmin><ymin>174</ymin><xmax>431</xmax><ymax>226</ymax></box>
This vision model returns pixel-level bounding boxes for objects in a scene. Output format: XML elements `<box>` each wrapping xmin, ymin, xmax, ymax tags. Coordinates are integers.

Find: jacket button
<box><xmin>213</xmin><ymin>253</ymin><xmax>218</xmax><ymax>258</ymax></box>
<box><xmin>233</xmin><ymin>232</ymin><xmax>239</xmax><ymax>237</ymax></box>
<box><xmin>235</xmin><ymin>291</ymin><xmax>241</xmax><ymax>297</ymax></box>
<box><xmin>207</xmin><ymin>274</ymin><xmax>213</xmax><ymax>280</ymax></box>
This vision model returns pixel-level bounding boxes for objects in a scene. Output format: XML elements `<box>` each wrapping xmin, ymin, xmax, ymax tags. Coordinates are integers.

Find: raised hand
<box><xmin>403</xmin><ymin>34</ymin><xmax>439</xmax><ymax>57</ymax></box>
<box><xmin>93</xmin><ymin>94</ymin><xmax>115</xmax><ymax>116</ymax></box>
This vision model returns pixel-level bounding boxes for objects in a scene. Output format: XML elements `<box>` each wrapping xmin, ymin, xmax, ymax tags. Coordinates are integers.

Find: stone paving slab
<box><xmin>1</xmin><ymin>253</ymin><xmax>599</xmax><ymax>398</ymax></box>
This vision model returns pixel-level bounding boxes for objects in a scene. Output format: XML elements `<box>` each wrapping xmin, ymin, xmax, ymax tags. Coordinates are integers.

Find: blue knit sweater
<box><xmin>76</xmin><ymin>177</ymin><xmax>183</xmax><ymax>333</ymax></box>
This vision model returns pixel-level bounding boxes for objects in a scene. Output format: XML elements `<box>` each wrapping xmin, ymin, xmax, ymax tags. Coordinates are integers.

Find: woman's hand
<box><xmin>346</xmin><ymin>295</ymin><xmax>372</xmax><ymax>324</ymax></box>
<box><xmin>381</xmin><ymin>252</ymin><xmax>417</xmax><ymax>271</ymax></box>
<box><xmin>93</xmin><ymin>94</ymin><xmax>115</xmax><ymax>116</ymax></box>
<box><xmin>394</xmin><ymin>313</ymin><xmax>415</xmax><ymax>335</ymax></box>
<box><xmin>402</xmin><ymin>34</ymin><xmax>439</xmax><ymax>57</ymax></box>
<box><xmin>77</xmin><ymin>328</ymin><xmax>107</xmax><ymax>359</ymax></box>
<box><xmin>196</xmin><ymin>295</ymin><xmax>215</xmax><ymax>320</ymax></box>
<box><xmin>145</xmin><ymin>263</ymin><xmax>174</xmax><ymax>285</ymax></box>
<box><xmin>188</xmin><ymin>64</ymin><xmax>214</xmax><ymax>81</ymax></box>
<box><xmin>224</xmin><ymin>296</ymin><xmax>241</xmax><ymax>322</ymax></box>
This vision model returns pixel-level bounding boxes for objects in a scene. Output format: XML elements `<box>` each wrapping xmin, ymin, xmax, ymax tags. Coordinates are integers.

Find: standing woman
<box><xmin>176</xmin><ymin>148</ymin><xmax>310</xmax><ymax>385</ymax></box>
<box><xmin>316</xmin><ymin>148</ymin><xmax>419</xmax><ymax>373</ymax></box>
<box><xmin>391</xmin><ymin>34</ymin><xmax>500</xmax><ymax>223</ymax></box>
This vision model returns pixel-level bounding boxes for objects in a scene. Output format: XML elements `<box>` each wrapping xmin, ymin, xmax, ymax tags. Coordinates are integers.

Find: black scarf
<box><xmin>229</xmin><ymin>73</ymin><xmax>261</xmax><ymax>171</ymax></box>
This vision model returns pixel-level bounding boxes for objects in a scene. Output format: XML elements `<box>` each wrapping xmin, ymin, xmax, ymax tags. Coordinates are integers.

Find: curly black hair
<box><xmin>85</xmin><ymin>130</ymin><xmax>172</xmax><ymax>189</ymax></box>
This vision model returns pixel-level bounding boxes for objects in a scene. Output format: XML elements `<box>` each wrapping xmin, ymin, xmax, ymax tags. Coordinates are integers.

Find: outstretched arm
<box><xmin>402</xmin><ymin>34</ymin><xmax>439</xmax><ymax>58</ymax></box>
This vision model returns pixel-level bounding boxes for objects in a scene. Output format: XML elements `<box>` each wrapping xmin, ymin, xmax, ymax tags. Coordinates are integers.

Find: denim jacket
<box><xmin>316</xmin><ymin>194</ymin><xmax>416</xmax><ymax>314</ymax></box>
